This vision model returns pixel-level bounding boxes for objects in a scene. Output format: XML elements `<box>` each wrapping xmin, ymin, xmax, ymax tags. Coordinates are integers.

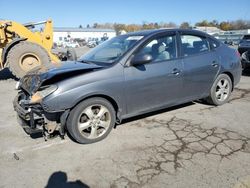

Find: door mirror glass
<box><xmin>131</xmin><ymin>54</ymin><xmax>153</xmax><ymax>66</ymax></box>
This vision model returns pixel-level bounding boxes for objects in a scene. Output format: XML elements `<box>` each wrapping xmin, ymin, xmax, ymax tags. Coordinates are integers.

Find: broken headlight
<box><xmin>30</xmin><ymin>85</ymin><xmax>58</xmax><ymax>103</ymax></box>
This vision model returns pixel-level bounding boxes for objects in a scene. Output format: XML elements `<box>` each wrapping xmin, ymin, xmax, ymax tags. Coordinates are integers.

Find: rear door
<box><xmin>179</xmin><ymin>32</ymin><xmax>220</xmax><ymax>100</ymax></box>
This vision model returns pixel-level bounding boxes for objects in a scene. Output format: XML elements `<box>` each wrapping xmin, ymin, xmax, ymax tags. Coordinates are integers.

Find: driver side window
<box><xmin>137</xmin><ymin>35</ymin><xmax>177</xmax><ymax>62</ymax></box>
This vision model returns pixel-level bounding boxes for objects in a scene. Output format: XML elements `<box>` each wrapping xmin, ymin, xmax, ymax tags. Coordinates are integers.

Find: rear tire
<box><xmin>205</xmin><ymin>74</ymin><xmax>232</xmax><ymax>106</ymax></box>
<box><xmin>7</xmin><ymin>41</ymin><xmax>51</xmax><ymax>78</ymax></box>
<box><xmin>67</xmin><ymin>97</ymin><xmax>116</xmax><ymax>144</ymax></box>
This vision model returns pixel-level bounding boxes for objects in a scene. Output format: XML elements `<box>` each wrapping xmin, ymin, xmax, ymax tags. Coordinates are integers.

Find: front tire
<box><xmin>205</xmin><ymin>74</ymin><xmax>232</xmax><ymax>105</ymax></box>
<box><xmin>67</xmin><ymin>98</ymin><xmax>116</xmax><ymax>144</ymax></box>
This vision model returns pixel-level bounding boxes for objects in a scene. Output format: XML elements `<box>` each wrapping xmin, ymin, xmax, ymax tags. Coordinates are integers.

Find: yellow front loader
<box><xmin>0</xmin><ymin>19</ymin><xmax>75</xmax><ymax>78</ymax></box>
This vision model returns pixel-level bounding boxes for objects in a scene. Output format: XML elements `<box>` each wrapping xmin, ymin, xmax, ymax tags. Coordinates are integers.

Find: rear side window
<box><xmin>180</xmin><ymin>34</ymin><xmax>209</xmax><ymax>56</ymax></box>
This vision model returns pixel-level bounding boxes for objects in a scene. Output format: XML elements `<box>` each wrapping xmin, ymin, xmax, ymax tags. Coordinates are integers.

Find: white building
<box><xmin>53</xmin><ymin>27</ymin><xmax>116</xmax><ymax>43</ymax></box>
<box><xmin>213</xmin><ymin>29</ymin><xmax>250</xmax><ymax>44</ymax></box>
<box><xmin>193</xmin><ymin>26</ymin><xmax>223</xmax><ymax>35</ymax></box>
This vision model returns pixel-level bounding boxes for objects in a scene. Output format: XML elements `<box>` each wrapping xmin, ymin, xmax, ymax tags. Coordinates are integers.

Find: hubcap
<box><xmin>215</xmin><ymin>78</ymin><xmax>230</xmax><ymax>101</ymax></box>
<box><xmin>19</xmin><ymin>53</ymin><xmax>41</xmax><ymax>72</ymax></box>
<box><xmin>77</xmin><ymin>104</ymin><xmax>111</xmax><ymax>139</ymax></box>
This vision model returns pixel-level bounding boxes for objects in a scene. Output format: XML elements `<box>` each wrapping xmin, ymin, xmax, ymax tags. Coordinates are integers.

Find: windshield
<box><xmin>79</xmin><ymin>35</ymin><xmax>144</xmax><ymax>64</ymax></box>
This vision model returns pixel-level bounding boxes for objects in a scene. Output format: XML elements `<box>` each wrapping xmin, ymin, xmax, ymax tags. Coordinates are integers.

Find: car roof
<box><xmin>123</xmin><ymin>28</ymin><xmax>210</xmax><ymax>37</ymax></box>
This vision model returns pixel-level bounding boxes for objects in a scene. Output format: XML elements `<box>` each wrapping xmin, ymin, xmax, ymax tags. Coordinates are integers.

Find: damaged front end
<box><xmin>13</xmin><ymin>87</ymin><xmax>69</xmax><ymax>139</ymax></box>
<box><xmin>13</xmin><ymin>61</ymin><xmax>103</xmax><ymax>139</ymax></box>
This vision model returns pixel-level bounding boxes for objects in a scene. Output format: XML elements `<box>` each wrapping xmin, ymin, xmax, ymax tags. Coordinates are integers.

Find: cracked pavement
<box><xmin>111</xmin><ymin>116</ymin><xmax>250</xmax><ymax>188</ymax></box>
<box><xmin>0</xmin><ymin>70</ymin><xmax>250</xmax><ymax>188</ymax></box>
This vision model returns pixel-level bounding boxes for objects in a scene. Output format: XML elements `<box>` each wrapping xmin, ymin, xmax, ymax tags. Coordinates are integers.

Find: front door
<box><xmin>124</xmin><ymin>33</ymin><xmax>184</xmax><ymax>115</ymax></box>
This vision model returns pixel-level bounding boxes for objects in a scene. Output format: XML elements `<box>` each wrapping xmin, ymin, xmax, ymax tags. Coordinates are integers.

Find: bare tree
<box><xmin>180</xmin><ymin>22</ymin><xmax>190</xmax><ymax>29</ymax></box>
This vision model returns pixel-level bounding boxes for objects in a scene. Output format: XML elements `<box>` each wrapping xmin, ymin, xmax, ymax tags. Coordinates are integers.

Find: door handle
<box><xmin>211</xmin><ymin>61</ymin><xmax>219</xmax><ymax>67</ymax></box>
<box><xmin>172</xmin><ymin>68</ymin><xmax>181</xmax><ymax>75</ymax></box>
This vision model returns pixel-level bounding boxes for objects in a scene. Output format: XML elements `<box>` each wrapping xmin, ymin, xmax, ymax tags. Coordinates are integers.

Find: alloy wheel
<box><xmin>215</xmin><ymin>78</ymin><xmax>230</xmax><ymax>101</ymax></box>
<box><xmin>77</xmin><ymin>104</ymin><xmax>111</xmax><ymax>139</ymax></box>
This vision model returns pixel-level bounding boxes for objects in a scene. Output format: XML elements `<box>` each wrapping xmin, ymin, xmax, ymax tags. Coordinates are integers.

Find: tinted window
<box><xmin>136</xmin><ymin>35</ymin><xmax>177</xmax><ymax>62</ymax></box>
<box><xmin>180</xmin><ymin>34</ymin><xmax>209</xmax><ymax>56</ymax></box>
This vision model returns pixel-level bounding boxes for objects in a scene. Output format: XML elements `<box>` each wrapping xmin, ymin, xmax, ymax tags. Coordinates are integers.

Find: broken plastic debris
<box><xmin>13</xmin><ymin>153</ymin><xmax>19</xmax><ymax>160</ymax></box>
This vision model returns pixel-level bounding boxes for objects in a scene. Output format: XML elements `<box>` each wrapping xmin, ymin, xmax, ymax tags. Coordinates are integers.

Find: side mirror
<box><xmin>130</xmin><ymin>54</ymin><xmax>153</xmax><ymax>66</ymax></box>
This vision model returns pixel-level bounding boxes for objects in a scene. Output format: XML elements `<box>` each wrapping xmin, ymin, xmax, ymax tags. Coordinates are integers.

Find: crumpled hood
<box><xmin>20</xmin><ymin>61</ymin><xmax>103</xmax><ymax>94</ymax></box>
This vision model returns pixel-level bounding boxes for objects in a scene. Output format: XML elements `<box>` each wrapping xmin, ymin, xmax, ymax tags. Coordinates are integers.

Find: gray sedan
<box><xmin>14</xmin><ymin>29</ymin><xmax>242</xmax><ymax>144</ymax></box>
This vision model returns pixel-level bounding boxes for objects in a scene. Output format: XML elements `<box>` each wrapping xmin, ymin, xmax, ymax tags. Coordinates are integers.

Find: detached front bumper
<box><xmin>13</xmin><ymin>92</ymin><xmax>45</xmax><ymax>134</ymax></box>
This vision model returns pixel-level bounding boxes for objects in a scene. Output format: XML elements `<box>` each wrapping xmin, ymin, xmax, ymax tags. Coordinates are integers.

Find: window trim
<box><xmin>178</xmin><ymin>32</ymin><xmax>211</xmax><ymax>58</ymax></box>
<box><xmin>128</xmin><ymin>32</ymin><xmax>179</xmax><ymax>65</ymax></box>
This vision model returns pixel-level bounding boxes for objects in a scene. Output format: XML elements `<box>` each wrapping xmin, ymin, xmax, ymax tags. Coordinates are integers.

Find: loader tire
<box><xmin>7</xmin><ymin>41</ymin><xmax>50</xmax><ymax>78</ymax></box>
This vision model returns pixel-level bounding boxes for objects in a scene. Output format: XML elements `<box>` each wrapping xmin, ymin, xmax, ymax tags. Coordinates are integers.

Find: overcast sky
<box><xmin>1</xmin><ymin>0</ymin><xmax>250</xmax><ymax>27</ymax></box>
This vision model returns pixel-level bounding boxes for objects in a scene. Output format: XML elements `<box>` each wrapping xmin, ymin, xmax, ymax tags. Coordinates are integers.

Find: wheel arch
<box><xmin>221</xmin><ymin>71</ymin><xmax>234</xmax><ymax>90</ymax></box>
<box><xmin>2</xmin><ymin>38</ymin><xmax>27</xmax><ymax>67</ymax></box>
<box><xmin>71</xmin><ymin>94</ymin><xmax>121</xmax><ymax>122</ymax></box>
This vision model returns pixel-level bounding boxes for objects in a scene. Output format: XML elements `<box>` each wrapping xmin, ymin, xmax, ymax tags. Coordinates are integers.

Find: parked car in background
<box><xmin>238</xmin><ymin>35</ymin><xmax>250</xmax><ymax>70</ymax></box>
<box><xmin>97</xmin><ymin>35</ymin><xmax>109</xmax><ymax>45</ymax></box>
<box><xmin>238</xmin><ymin>34</ymin><xmax>250</xmax><ymax>54</ymax></box>
<box><xmin>87</xmin><ymin>40</ymin><xmax>97</xmax><ymax>48</ymax></box>
<box><xmin>62</xmin><ymin>41</ymin><xmax>79</xmax><ymax>48</ymax></box>
<box><xmin>14</xmin><ymin>29</ymin><xmax>242</xmax><ymax>144</ymax></box>
<box><xmin>241</xmin><ymin>51</ymin><xmax>250</xmax><ymax>70</ymax></box>
<box><xmin>224</xmin><ymin>40</ymin><xmax>233</xmax><ymax>46</ymax></box>
<box><xmin>74</xmin><ymin>38</ymin><xmax>87</xmax><ymax>47</ymax></box>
